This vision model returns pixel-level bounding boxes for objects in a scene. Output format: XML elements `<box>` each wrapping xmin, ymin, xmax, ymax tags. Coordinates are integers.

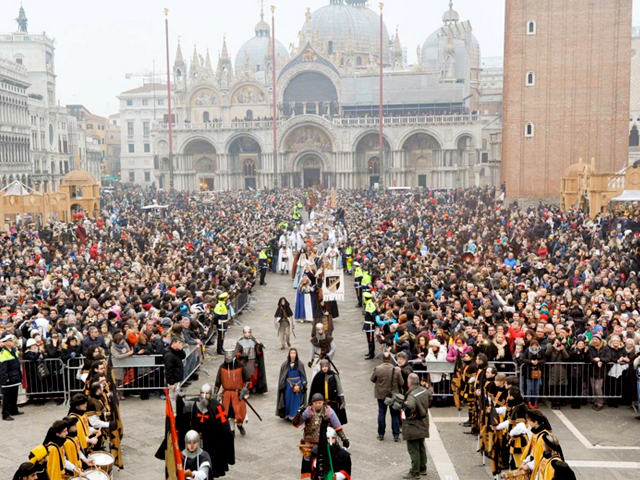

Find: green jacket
<box><xmin>402</xmin><ymin>384</ymin><xmax>431</xmax><ymax>441</ymax></box>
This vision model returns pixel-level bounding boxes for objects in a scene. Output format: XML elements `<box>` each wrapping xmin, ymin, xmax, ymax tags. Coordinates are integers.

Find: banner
<box><xmin>323</xmin><ymin>271</ymin><xmax>345</xmax><ymax>301</ymax></box>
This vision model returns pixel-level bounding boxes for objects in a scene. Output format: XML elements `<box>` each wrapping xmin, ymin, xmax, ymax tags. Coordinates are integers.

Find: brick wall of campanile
<box><xmin>502</xmin><ymin>0</ymin><xmax>632</xmax><ymax>199</ymax></box>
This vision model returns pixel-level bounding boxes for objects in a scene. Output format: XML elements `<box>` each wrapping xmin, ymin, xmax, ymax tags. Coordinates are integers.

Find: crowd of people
<box><xmin>4</xmin><ymin>184</ymin><xmax>640</xmax><ymax>480</ymax></box>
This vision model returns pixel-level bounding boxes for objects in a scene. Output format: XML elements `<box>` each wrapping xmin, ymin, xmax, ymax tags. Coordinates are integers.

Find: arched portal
<box><xmin>297</xmin><ymin>154</ymin><xmax>324</xmax><ymax>188</ymax></box>
<box><xmin>457</xmin><ymin>135</ymin><xmax>476</xmax><ymax>166</ymax></box>
<box><xmin>183</xmin><ymin>139</ymin><xmax>217</xmax><ymax>191</ymax></box>
<box><xmin>368</xmin><ymin>157</ymin><xmax>381</xmax><ymax>187</ymax></box>
<box><xmin>228</xmin><ymin>136</ymin><xmax>262</xmax><ymax>189</ymax></box>
<box><xmin>355</xmin><ymin>132</ymin><xmax>390</xmax><ymax>183</ymax></box>
<box><xmin>402</xmin><ymin>132</ymin><xmax>442</xmax><ymax>188</ymax></box>
<box><xmin>243</xmin><ymin>159</ymin><xmax>257</xmax><ymax>189</ymax></box>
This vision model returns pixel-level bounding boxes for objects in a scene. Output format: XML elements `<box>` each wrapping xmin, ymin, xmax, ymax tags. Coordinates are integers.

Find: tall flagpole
<box><xmin>271</xmin><ymin>5</ymin><xmax>278</xmax><ymax>189</ymax></box>
<box><xmin>379</xmin><ymin>2</ymin><xmax>385</xmax><ymax>187</ymax></box>
<box><xmin>164</xmin><ymin>8</ymin><xmax>174</xmax><ymax>191</ymax></box>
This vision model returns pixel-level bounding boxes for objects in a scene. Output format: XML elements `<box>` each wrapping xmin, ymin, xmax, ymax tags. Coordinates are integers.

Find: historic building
<box><xmin>629</xmin><ymin>26</ymin><xmax>640</xmax><ymax>164</ymax></box>
<box><xmin>0</xmin><ymin>5</ymin><xmax>79</xmax><ymax>191</ymax></box>
<box><xmin>149</xmin><ymin>0</ymin><xmax>502</xmax><ymax>191</ymax></box>
<box><xmin>0</xmin><ymin>57</ymin><xmax>31</xmax><ymax>186</ymax></box>
<box><xmin>503</xmin><ymin>0</ymin><xmax>632</xmax><ymax>201</ymax></box>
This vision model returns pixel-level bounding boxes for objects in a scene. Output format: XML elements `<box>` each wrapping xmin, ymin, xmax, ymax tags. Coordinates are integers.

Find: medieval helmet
<box><xmin>224</xmin><ymin>350</ymin><xmax>235</xmax><ymax>363</ymax></box>
<box><xmin>200</xmin><ymin>383</ymin><xmax>213</xmax><ymax>397</ymax></box>
<box><xmin>185</xmin><ymin>430</ymin><xmax>200</xmax><ymax>444</ymax></box>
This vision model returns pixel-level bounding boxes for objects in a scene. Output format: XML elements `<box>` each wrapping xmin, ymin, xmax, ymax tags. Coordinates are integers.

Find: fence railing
<box><xmin>406</xmin><ymin>361</ymin><xmax>627</xmax><ymax>400</ymax></box>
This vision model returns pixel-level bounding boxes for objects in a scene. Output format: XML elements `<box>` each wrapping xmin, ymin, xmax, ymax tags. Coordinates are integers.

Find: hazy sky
<box><xmin>1</xmin><ymin>0</ymin><xmax>638</xmax><ymax>117</ymax></box>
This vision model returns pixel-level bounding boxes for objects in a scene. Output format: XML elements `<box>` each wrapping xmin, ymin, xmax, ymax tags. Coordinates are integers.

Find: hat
<box><xmin>428</xmin><ymin>339</ymin><xmax>441</xmax><ymax>348</ymax></box>
<box><xmin>310</xmin><ymin>393</ymin><xmax>324</xmax><ymax>403</ymax></box>
<box><xmin>0</xmin><ymin>333</ymin><xmax>15</xmax><ymax>342</ymax></box>
<box><xmin>219</xmin><ymin>292</ymin><xmax>229</xmax><ymax>300</ymax></box>
<box><xmin>28</xmin><ymin>445</ymin><xmax>48</xmax><ymax>463</ymax></box>
<box><xmin>160</xmin><ymin>318</ymin><xmax>173</xmax><ymax>327</ymax></box>
<box><xmin>26</xmin><ymin>338</ymin><xmax>37</xmax><ymax>348</ymax></box>
<box><xmin>70</xmin><ymin>393</ymin><xmax>88</xmax><ymax>407</ymax></box>
<box><xmin>362</xmin><ymin>292</ymin><xmax>373</xmax><ymax>299</ymax></box>
<box><xmin>592</xmin><ymin>333</ymin><xmax>603</xmax><ymax>341</ymax></box>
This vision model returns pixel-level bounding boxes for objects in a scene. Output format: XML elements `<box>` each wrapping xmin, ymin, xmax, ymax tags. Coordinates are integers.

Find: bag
<box><xmin>37</xmin><ymin>360</ymin><xmax>50</xmax><ymax>380</ymax></box>
<box><xmin>384</xmin><ymin>367</ymin><xmax>405</xmax><ymax>410</ymax></box>
<box><xmin>530</xmin><ymin>369</ymin><xmax>541</xmax><ymax>380</ymax></box>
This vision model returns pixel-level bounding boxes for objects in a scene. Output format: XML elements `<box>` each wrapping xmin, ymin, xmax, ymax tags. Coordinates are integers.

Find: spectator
<box><xmin>587</xmin><ymin>334</ymin><xmax>611</xmax><ymax>411</ymax></box>
<box><xmin>370</xmin><ymin>351</ymin><xmax>404</xmax><ymax>442</ymax></box>
<box><xmin>81</xmin><ymin>326</ymin><xmax>107</xmax><ymax>354</ymax></box>
<box><xmin>401</xmin><ymin>373</ymin><xmax>431</xmax><ymax>479</ymax></box>
<box><xmin>164</xmin><ymin>337</ymin><xmax>185</xmax><ymax>409</ymax></box>
<box><xmin>522</xmin><ymin>339</ymin><xmax>545</xmax><ymax>409</ymax></box>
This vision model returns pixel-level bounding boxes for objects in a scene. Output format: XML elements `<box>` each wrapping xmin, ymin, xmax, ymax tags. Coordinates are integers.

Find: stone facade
<box><xmin>503</xmin><ymin>0</ymin><xmax>632</xmax><ymax>200</ymax></box>
<box><xmin>150</xmin><ymin>1</ymin><xmax>502</xmax><ymax>191</ymax></box>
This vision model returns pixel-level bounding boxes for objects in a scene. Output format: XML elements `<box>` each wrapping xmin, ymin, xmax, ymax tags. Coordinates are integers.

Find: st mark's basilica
<box><xmin>152</xmin><ymin>0</ymin><xmax>502</xmax><ymax>191</ymax></box>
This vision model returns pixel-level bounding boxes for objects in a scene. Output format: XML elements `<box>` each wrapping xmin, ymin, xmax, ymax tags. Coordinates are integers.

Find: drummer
<box><xmin>12</xmin><ymin>462</ymin><xmax>39</xmax><ymax>480</ymax></box>
<box><xmin>63</xmin><ymin>416</ymin><xmax>95</xmax><ymax>472</ymax></box>
<box><xmin>27</xmin><ymin>446</ymin><xmax>48</xmax><ymax>480</ymax></box>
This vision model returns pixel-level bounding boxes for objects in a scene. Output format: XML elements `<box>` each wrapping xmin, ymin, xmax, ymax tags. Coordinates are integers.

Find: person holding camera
<box><xmin>370</xmin><ymin>351</ymin><xmax>404</xmax><ymax>442</ymax></box>
<box><xmin>402</xmin><ymin>373</ymin><xmax>432</xmax><ymax>479</ymax></box>
<box><xmin>546</xmin><ymin>335</ymin><xmax>569</xmax><ymax>409</ymax></box>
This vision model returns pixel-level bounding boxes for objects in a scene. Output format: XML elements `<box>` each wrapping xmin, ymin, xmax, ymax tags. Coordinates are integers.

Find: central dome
<box><xmin>307</xmin><ymin>0</ymin><xmax>389</xmax><ymax>64</ymax></box>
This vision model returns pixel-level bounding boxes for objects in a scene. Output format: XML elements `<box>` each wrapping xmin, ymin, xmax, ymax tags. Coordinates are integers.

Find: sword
<box><xmin>244</xmin><ymin>398</ymin><xmax>263</xmax><ymax>421</ymax></box>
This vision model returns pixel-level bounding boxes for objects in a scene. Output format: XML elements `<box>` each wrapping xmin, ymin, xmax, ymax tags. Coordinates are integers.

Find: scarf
<box><xmin>494</xmin><ymin>339</ymin><xmax>508</xmax><ymax>358</ymax></box>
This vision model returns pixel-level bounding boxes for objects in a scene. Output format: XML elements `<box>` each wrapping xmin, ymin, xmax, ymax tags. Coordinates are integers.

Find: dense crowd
<box><xmin>4</xmin><ymin>184</ymin><xmax>640</xmax><ymax>480</ymax></box>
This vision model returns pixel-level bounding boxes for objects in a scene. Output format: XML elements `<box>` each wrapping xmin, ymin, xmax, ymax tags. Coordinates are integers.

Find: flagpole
<box><xmin>379</xmin><ymin>2</ymin><xmax>385</xmax><ymax>188</ymax></box>
<box><xmin>271</xmin><ymin>5</ymin><xmax>278</xmax><ymax>189</ymax></box>
<box><xmin>164</xmin><ymin>8</ymin><xmax>175</xmax><ymax>192</ymax></box>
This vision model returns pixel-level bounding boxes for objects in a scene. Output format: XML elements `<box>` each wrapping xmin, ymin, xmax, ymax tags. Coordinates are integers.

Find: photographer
<box><xmin>401</xmin><ymin>373</ymin><xmax>431</xmax><ymax>479</ymax></box>
<box><xmin>545</xmin><ymin>334</ymin><xmax>569</xmax><ymax>409</ymax></box>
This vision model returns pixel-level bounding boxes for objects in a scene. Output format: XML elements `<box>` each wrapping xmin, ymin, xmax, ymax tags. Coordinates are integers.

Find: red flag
<box><xmin>163</xmin><ymin>389</ymin><xmax>186</xmax><ymax>480</ymax></box>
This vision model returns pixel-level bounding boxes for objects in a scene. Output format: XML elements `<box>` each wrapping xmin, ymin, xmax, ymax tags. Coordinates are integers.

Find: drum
<box><xmin>70</xmin><ymin>469</ymin><xmax>110</xmax><ymax>480</ymax></box>
<box><xmin>88</xmin><ymin>451</ymin><xmax>114</xmax><ymax>477</ymax></box>
<box><xmin>501</xmin><ymin>469</ymin><xmax>531</xmax><ymax>480</ymax></box>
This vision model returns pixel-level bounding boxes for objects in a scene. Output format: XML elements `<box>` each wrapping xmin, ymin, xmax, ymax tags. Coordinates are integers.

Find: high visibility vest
<box><xmin>259</xmin><ymin>250</ymin><xmax>268</xmax><ymax>260</ymax></box>
<box><xmin>214</xmin><ymin>301</ymin><xmax>228</xmax><ymax>316</ymax></box>
<box><xmin>354</xmin><ymin>267</ymin><xmax>363</xmax><ymax>278</ymax></box>
<box><xmin>361</xmin><ymin>271</ymin><xmax>372</xmax><ymax>286</ymax></box>
<box><xmin>345</xmin><ymin>246</ymin><xmax>353</xmax><ymax>255</ymax></box>
<box><xmin>365</xmin><ymin>300</ymin><xmax>376</xmax><ymax>314</ymax></box>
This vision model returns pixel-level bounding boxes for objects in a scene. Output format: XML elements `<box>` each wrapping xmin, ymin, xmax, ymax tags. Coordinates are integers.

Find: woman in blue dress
<box><xmin>276</xmin><ymin>348</ymin><xmax>308</xmax><ymax>420</ymax></box>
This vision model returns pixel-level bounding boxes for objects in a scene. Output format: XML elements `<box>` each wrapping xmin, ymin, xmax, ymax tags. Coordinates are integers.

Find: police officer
<box><xmin>353</xmin><ymin>261</ymin><xmax>363</xmax><ymax>307</ymax></box>
<box><xmin>360</xmin><ymin>263</ymin><xmax>373</xmax><ymax>312</ymax></box>
<box><xmin>258</xmin><ymin>246</ymin><xmax>269</xmax><ymax>286</ymax></box>
<box><xmin>0</xmin><ymin>333</ymin><xmax>23</xmax><ymax>421</ymax></box>
<box><xmin>214</xmin><ymin>293</ymin><xmax>229</xmax><ymax>354</ymax></box>
<box><xmin>363</xmin><ymin>292</ymin><xmax>377</xmax><ymax>360</ymax></box>
<box><xmin>344</xmin><ymin>245</ymin><xmax>354</xmax><ymax>275</ymax></box>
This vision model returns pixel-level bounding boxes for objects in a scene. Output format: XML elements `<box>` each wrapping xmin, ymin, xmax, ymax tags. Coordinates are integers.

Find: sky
<box><xmin>0</xmin><ymin>0</ymin><xmax>638</xmax><ymax>117</ymax></box>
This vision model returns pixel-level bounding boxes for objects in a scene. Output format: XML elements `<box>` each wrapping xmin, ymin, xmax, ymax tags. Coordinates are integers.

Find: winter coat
<box><xmin>164</xmin><ymin>347</ymin><xmax>186</xmax><ymax>385</ymax></box>
<box><xmin>587</xmin><ymin>343</ymin><xmax>612</xmax><ymax>379</ymax></box>
<box><xmin>446</xmin><ymin>344</ymin><xmax>471</xmax><ymax>363</ymax></box>
<box><xmin>0</xmin><ymin>347</ymin><xmax>22</xmax><ymax>386</ymax></box>
<box><xmin>545</xmin><ymin>344</ymin><xmax>569</xmax><ymax>386</ymax></box>
<box><xmin>522</xmin><ymin>346</ymin><xmax>546</xmax><ymax>378</ymax></box>
<box><xmin>402</xmin><ymin>384</ymin><xmax>431</xmax><ymax>441</ymax></box>
<box><xmin>370</xmin><ymin>362</ymin><xmax>404</xmax><ymax>400</ymax></box>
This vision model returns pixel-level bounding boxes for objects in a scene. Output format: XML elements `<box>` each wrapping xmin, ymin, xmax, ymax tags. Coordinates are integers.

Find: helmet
<box><xmin>243</xmin><ymin>326</ymin><xmax>252</xmax><ymax>334</ymax></box>
<box><xmin>224</xmin><ymin>350</ymin><xmax>235</xmax><ymax>363</ymax></box>
<box><xmin>326</xmin><ymin>427</ymin><xmax>337</xmax><ymax>441</ymax></box>
<box><xmin>185</xmin><ymin>430</ymin><xmax>200</xmax><ymax>444</ymax></box>
<box><xmin>200</xmin><ymin>383</ymin><xmax>213</xmax><ymax>396</ymax></box>
<box><xmin>311</xmin><ymin>393</ymin><xmax>324</xmax><ymax>403</ymax></box>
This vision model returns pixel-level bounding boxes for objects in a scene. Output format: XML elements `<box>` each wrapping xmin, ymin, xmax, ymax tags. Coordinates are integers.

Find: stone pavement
<box><xmin>2</xmin><ymin>269</ymin><xmax>640</xmax><ymax>479</ymax></box>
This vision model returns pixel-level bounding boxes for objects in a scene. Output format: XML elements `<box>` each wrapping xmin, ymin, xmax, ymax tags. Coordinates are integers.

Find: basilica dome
<box><xmin>421</xmin><ymin>2</ymin><xmax>480</xmax><ymax>77</ymax></box>
<box><xmin>235</xmin><ymin>12</ymin><xmax>290</xmax><ymax>75</ymax></box>
<box><xmin>307</xmin><ymin>0</ymin><xmax>389</xmax><ymax>64</ymax></box>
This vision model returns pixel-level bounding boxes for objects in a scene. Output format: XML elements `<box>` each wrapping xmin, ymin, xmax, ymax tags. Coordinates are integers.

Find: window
<box><xmin>482</xmin><ymin>152</ymin><xmax>489</xmax><ymax>163</ymax></box>
<box><xmin>16</xmin><ymin>58</ymin><xmax>23</xmax><ymax>65</ymax></box>
<box><xmin>144</xmin><ymin>171</ymin><xmax>151</xmax><ymax>182</ymax></box>
<box><xmin>128</xmin><ymin>171</ymin><xmax>135</xmax><ymax>182</ymax></box>
<box><xmin>86</xmin><ymin>124</ymin><xmax>94</xmax><ymax>130</ymax></box>
<box><xmin>356</xmin><ymin>56</ymin><xmax>362</xmax><ymax>66</ymax></box>
<box><xmin>142</xmin><ymin>98</ymin><xmax>149</xmax><ymax>106</ymax></box>
<box><xmin>158</xmin><ymin>99</ymin><xmax>165</xmax><ymax>106</ymax></box>
<box><xmin>328</xmin><ymin>41</ymin><xmax>334</xmax><ymax>55</ymax></box>
<box><xmin>526</xmin><ymin>71</ymin><xmax>535</xmax><ymax>86</ymax></box>
<box><xmin>527</xmin><ymin>20</ymin><xmax>536</xmax><ymax>35</ymax></box>
<box><xmin>143</xmin><ymin>121</ymin><xmax>150</xmax><ymax>136</ymax></box>
<box><xmin>203</xmin><ymin>112</ymin><xmax>210</xmax><ymax>123</ymax></box>
<box><xmin>525</xmin><ymin>123</ymin><xmax>535</xmax><ymax>138</ymax></box>
<box><xmin>127</xmin><ymin>121</ymin><xmax>134</xmax><ymax>136</ymax></box>
<box><xmin>144</xmin><ymin>143</ymin><xmax>151</xmax><ymax>153</ymax></box>
<box><xmin>128</xmin><ymin>143</ymin><xmax>134</xmax><ymax>153</ymax></box>
<box><xmin>126</xmin><ymin>99</ymin><xmax>133</xmax><ymax>106</ymax></box>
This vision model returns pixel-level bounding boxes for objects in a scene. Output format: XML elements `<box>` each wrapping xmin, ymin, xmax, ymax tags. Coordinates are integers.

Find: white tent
<box><xmin>610</xmin><ymin>190</ymin><xmax>640</xmax><ymax>202</ymax></box>
<box><xmin>0</xmin><ymin>180</ymin><xmax>40</xmax><ymax>197</ymax></box>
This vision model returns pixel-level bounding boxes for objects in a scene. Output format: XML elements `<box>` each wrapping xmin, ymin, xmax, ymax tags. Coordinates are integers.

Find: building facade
<box><xmin>502</xmin><ymin>0</ymin><xmax>632</xmax><ymax>201</ymax></box>
<box><xmin>0</xmin><ymin>57</ymin><xmax>31</xmax><ymax>186</ymax></box>
<box><xmin>0</xmin><ymin>6</ymin><xmax>77</xmax><ymax>192</ymax></box>
<box><xmin>118</xmin><ymin>84</ymin><xmax>168</xmax><ymax>185</ymax></box>
<box><xmin>629</xmin><ymin>26</ymin><xmax>640</xmax><ymax>164</ymax></box>
<box><xmin>106</xmin><ymin>113</ymin><xmax>121</xmax><ymax>179</ymax></box>
<box><xmin>149</xmin><ymin>1</ymin><xmax>502</xmax><ymax>191</ymax></box>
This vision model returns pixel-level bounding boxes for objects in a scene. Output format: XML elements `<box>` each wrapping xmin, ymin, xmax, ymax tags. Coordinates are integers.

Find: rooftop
<box><xmin>120</xmin><ymin>83</ymin><xmax>171</xmax><ymax>95</ymax></box>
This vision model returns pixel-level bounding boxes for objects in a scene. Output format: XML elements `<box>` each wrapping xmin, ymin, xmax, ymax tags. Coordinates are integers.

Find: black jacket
<box><xmin>0</xmin><ymin>347</ymin><xmax>23</xmax><ymax>386</ymax></box>
<box><xmin>164</xmin><ymin>347</ymin><xmax>186</xmax><ymax>385</ymax></box>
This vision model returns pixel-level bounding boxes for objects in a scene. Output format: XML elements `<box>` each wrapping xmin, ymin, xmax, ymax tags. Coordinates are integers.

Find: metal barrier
<box><xmin>21</xmin><ymin>358</ymin><xmax>68</xmax><ymax>404</ymax></box>
<box><xmin>231</xmin><ymin>289</ymin><xmax>250</xmax><ymax>315</ymax></box>
<box><xmin>518</xmin><ymin>362</ymin><xmax>625</xmax><ymax>399</ymax></box>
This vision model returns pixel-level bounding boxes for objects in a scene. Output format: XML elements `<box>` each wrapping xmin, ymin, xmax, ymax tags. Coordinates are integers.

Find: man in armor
<box><xmin>213</xmin><ymin>292</ymin><xmax>229</xmax><ymax>355</ymax></box>
<box><xmin>310</xmin><ymin>427</ymin><xmax>352</xmax><ymax>480</ymax></box>
<box><xmin>309</xmin><ymin>323</ymin><xmax>336</xmax><ymax>369</ymax></box>
<box><xmin>214</xmin><ymin>351</ymin><xmax>250</xmax><ymax>436</ymax></box>
<box><xmin>293</xmin><ymin>393</ymin><xmax>349</xmax><ymax>480</ymax></box>
<box><xmin>235</xmin><ymin>326</ymin><xmax>267</xmax><ymax>394</ymax></box>
<box><xmin>182</xmin><ymin>430</ymin><xmax>212</xmax><ymax>480</ymax></box>
<box><xmin>178</xmin><ymin>384</ymin><xmax>235</xmax><ymax>478</ymax></box>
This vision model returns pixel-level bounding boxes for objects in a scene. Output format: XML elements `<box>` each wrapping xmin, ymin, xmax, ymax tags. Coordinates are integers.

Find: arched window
<box><xmin>525</xmin><ymin>123</ymin><xmax>535</xmax><ymax>138</ymax></box>
<box><xmin>356</xmin><ymin>56</ymin><xmax>362</xmax><ymax>66</ymax></box>
<box><xmin>246</xmin><ymin>110</ymin><xmax>254</xmax><ymax>121</ymax></box>
<box><xmin>243</xmin><ymin>159</ymin><xmax>256</xmax><ymax>177</ymax></box>
<box><xmin>527</xmin><ymin>20</ymin><xmax>536</xmax><ymax>35</ymax></box>
<box><xmin>203</xmin><ymin>111</ymin><xmax>210</xmax><ymax>123</ymax></box>
<box><xmin>526</xmin><ymin>71</ymin><xmax>535</xmax><ymax>86</ymax></box>
<box><xmin>630</xmin><ymin>126</ymin><xmax>639</xmax><ymax>147</ymax></box>
<box><xmin>328</xmin><ymin>41</ymin><xmax>334</xmax><ymax>55</ymax></box>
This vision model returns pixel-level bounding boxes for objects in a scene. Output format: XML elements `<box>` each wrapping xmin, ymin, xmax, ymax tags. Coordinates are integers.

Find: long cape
<box><xmin>276</xmin><ymin>359</ymin><xmax>308</xmax><ymax>418</ymax></box>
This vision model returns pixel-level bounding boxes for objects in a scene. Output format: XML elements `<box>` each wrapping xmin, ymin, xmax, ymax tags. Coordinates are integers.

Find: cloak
<box><xmin>309</xmin><ymin>370</ymin><xmax>347</xmax><ymax>425</ymax></box>
<box><xmin>276</xmin><ymin>359</ymin><xmax>308</xmax><ymax>418</ymax></box>
<box><xmin>274</xmin><ymin>298</ymin><xmax>294</xmax><ymax>318</ymax></box>
<box><xmin>175</xmin><ymin>395</ymin><xmax>235</xmax><ymax>478</ymax></box>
